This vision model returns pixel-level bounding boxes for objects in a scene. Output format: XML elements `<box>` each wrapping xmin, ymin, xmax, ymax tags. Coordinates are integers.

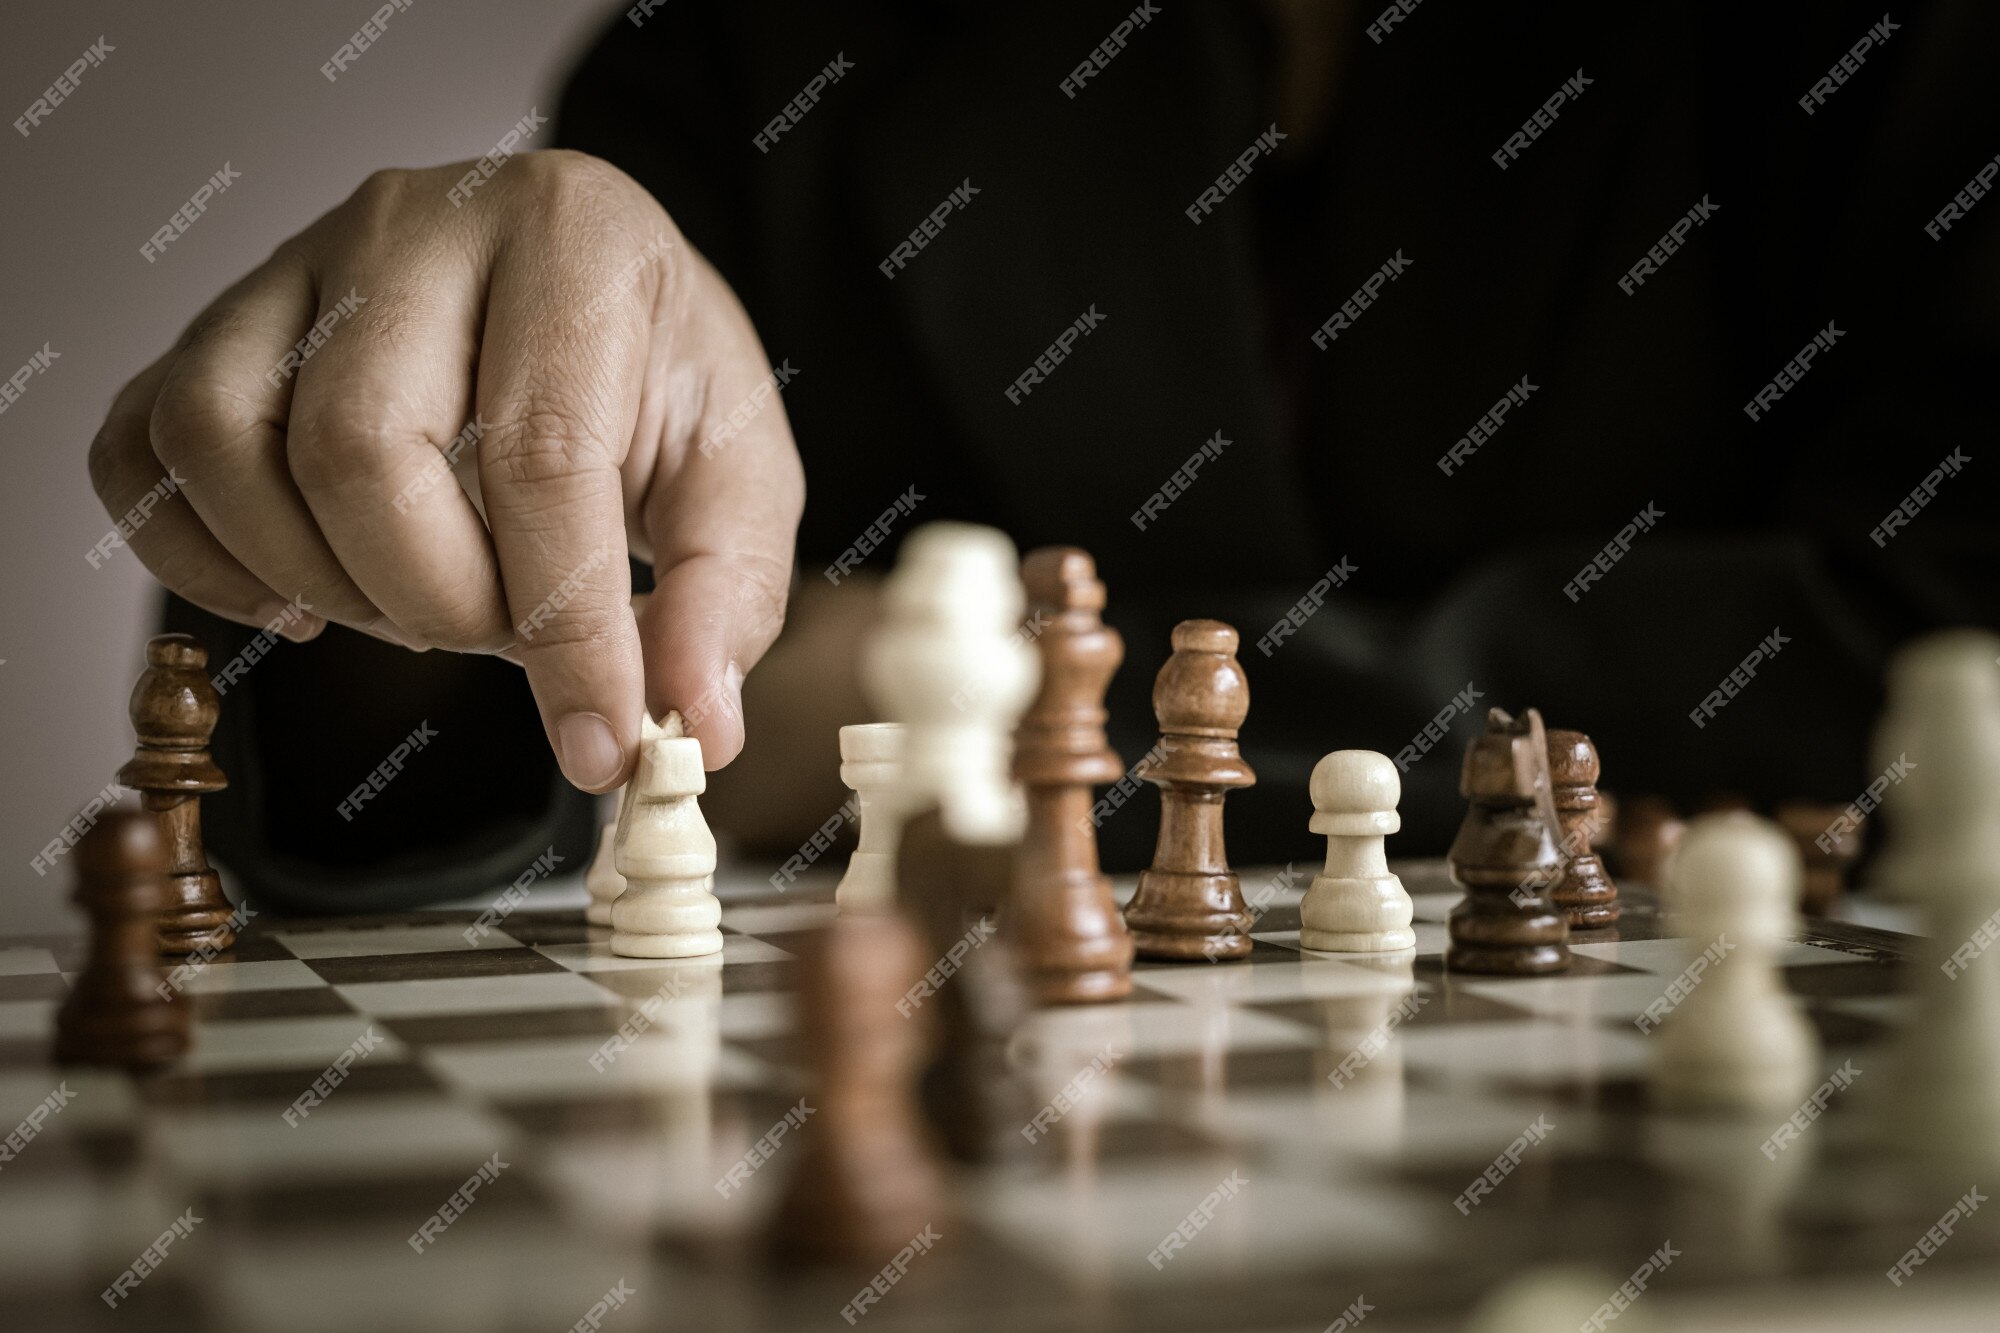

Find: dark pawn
<box><xmin>1776</xmin><ymin>802</ymin><xmax>1859</xmax><ymax>916</ymax></box>
<box><xmin>898</xmin><ymin>806</ymin><xmax>1028</xmax><ymax>1164</ymax></box>
<box><xmin>765</xmin><ymin>907</ymin><xmax>947</xmax><ymax>1266</ymax></box>
<box><xmin>1610</xmin><ymin>794</ymin><xmax>1684</xmax><ymax>886</ymax></box>
<box><xmin>55</xmin><ymin>809</ymin><xmax>190</xmax><ymax>1069</ymax></box>
<box><xmin>117</xmin><ymin>634</ymin><xmax>234</xmax><ymax>956</ymax></box>
<box><xmin>1546</xmin><ymin>729</ymin><xmax>1620</xmax><ymax>928</ymax></box>
<box><xmin>1446</xmin><ymin>707</ymin><xmax>1571</xmax><ymax>975</ymax></box>
<box><xmin>1009</xmin><ymin>548</ymin><xmax>1134</xmax><ymax>1004</ymax></box>
<box><xmin>1124</xmin><ymin>620</ymin><xmax>1256</xmax><ymax>960</ymax></box>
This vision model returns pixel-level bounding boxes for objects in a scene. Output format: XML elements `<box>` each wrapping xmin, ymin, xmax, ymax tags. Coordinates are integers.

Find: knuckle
<box><xmin>483</xmin><ymin>395</ymin><xmax>613</xmax><ymax>490</ymax></box>
<box><xmin>514</xmin><ymin>603</ymin><xmax>623</xmax><ymax>653</ymax></box>
<box><xmin>86</xmin><ymin>417</ymin><xmax>133</xmax><ymax>501</ymax></box>
<box><xmin>519</xmin><ymin>150</ymin><xmax>635</xmax><ymax>213</ymax></box>
<box><xmin>287</xmin><ymin>575</ymin><xmax>373</xmax><ymax>623</ymax></box>
<box><xmin>732</xmin><ymin>553</ymin><xmax>794</xmax><ymax>652</ymax></box>
<box><xmin>149</xmin><ymin>374</ymin><xmax>263</xmax><ymax>475</ymax></box>
<box><xmin>346</xmin><ymin>167</ymin><xmax>411</xmax><ymax>219</ymax></box>
<box><xmin>400</xmin><ymin>596</ymin><xmax>511</xmax><ymax>654</ymax></box>
<box><xmin>285</xmin><ymin>410</ymin><xmax>409</xmax><ymax>496</ymax></box>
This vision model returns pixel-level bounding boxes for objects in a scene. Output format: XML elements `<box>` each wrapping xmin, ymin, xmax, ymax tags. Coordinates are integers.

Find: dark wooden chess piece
<box><xmin>1008</xmin><ymin>548</ymin><xmax>1134</xmax><ymax>1004</ymax></box>
<box><xmin>1446</xmin><ymin>707</ymin><xmax>1571</xmax><ymax>975</ymax></box>
<box><xmin>54</xmin><ymin>808</ymin><xmax>190</xmax><ymax>1069</ymax></box>
<box><xmin>117</xmin><ymin>634</ymin><xmax>234</xmax><ymax>956</ymax></box>
<box><xmin>764</xmin><ymin>908</ymin><xmax>948</xmax><ymax>1265</ymax></box>
<box><xmin>898</xmin><ymin>806</ymin><xmax>1027</xmax><ymax>1163</ymax></box>
<box><xmin>1776</xmin><ymin>802</ymin><xmax>1858</xmax><ymax>916</ymax></box>
<box><xmin>1124</xmin><ymin>620</ymin><xmax>1256</xmax><ymax>960</ymax></box>
<box><xmin>1546</xmin><ymin>728</ymin><xmax>1620</xmax><ymax>928</ymax></box>
<box><xmin>1610</xmin><ymin>794</ymin><xmax>1684</xmax><ymax>886</ymax></box>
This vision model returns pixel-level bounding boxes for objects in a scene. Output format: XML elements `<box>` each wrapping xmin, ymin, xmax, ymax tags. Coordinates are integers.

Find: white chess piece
<box><xmin>859</xmin><ymin>522</ymin><xmax>1038</xmax><ymax>845</ymax></box>
<box><xmin>584</xmin><ymin>821</ymin><xmax>624</xmax><ymax>926</ymax></box>
<box><xmin>1466</xmin><ymin>1267</ymin><xmax>1661</xmax><ymax>1333</ymax></box>
<box><xmin>834</xmin><ymin>722</ymin><xmax>906</xmax><ymax>914</ymax></box>
<box><xmin>587</xmin><ymin>715</ymin><xmax>666</xmax><ymax>925</ymax></box>
<box><xmin>1298</xmin><ymin>750</ymin><xmax>1416</xmax><ymax>952</ymax></box>
<box><xmin>610</xmin><ymin>711</ymin><xmax>723</xmax><ymax>958</ymax></box>
<box><xmin>1653</xmin><ymin>811</ymin><xmax>1817</xmax><ymax>1111</ymax></box>
<box><xmin>1871</xmin><ymin>630</ymin><xmax>2000</xmax><ymax>1162</ymax></box>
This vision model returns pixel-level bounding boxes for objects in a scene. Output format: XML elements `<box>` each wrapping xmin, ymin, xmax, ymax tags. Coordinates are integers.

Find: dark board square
<box><xmin>0</xmin><ymin>974</ymin><xmax>69</xmax><ymax>1001</ymax></box>
<box><xmin>201</xmin><ymin>931</ymin><xmax>299</xmax><ymax>963</ymax></box>
<box><xmin>1122</xmin><ymin>1044</ymin><xmax>1322</xmax><ymax>1090</ymax></box>
<box><xmin>380</xmin><ymin>1006</ymin><xmax>641</xmax><ymax>1045</ymax></box>
<box><xmin>1247</xmin><ymin>989</ymin><xmax>1533</xmax><ymax>1036</ymax></box>
<box><xmin>139</xmin><ymin>1059</ymin><xmax>442</xmax><ymax>1106</ymax></box>
<box><xmin>189</xmin><ymin>986</ymin><xmax>354</xmax><ymax>1021</ymax></box>
<box><xmin>304</xmin><ymin>947</ymin><xmax>568</xmax><ymax>985</ymax></box>
<box><xmin>492</xmin><ymin>913</ymin><xmax>599</xmax><ymax>948</ymax></box>
<box><xmin>1412</xmin><ymin>949</ymin><xmax>1643</xmax><ymax>984</ymax></box>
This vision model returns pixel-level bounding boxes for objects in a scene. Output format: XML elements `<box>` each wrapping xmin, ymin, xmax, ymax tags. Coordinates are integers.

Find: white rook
<box><xmin>835</xmin><ymin>722</ymin><xmax>907</xmax><ymax>913</ymax></box>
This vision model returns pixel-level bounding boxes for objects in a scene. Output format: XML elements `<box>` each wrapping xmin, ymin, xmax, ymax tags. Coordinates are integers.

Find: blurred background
<box><xmin>5</xmin><ymin>2</ymin><xmax>1994</xmax><ymax>934</ymax></box>
<box><xmin>0</xmin><ymin>2</ymin><xmax>621</xmax><ymax>933</ymax></box>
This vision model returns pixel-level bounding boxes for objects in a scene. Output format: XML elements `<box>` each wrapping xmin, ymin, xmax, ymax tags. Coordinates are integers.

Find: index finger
<box><xmin>473</xmin><ymin>211</ymin><xmax>657</xmax><ymax>793</ymax></box>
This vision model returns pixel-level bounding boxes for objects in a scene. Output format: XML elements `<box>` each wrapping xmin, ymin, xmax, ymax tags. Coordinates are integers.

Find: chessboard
<box><xmin>3</xmin><ymin>861</ymin><xmax>1994</xmax><ymax>1333</ymax></box>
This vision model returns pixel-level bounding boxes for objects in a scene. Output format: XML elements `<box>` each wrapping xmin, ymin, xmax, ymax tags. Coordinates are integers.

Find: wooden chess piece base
<box><xmin>1011</xmin><ymin>785</ymin><xmax>1134</xmax><ymax>1003</ymax></box>
<box><xmin>765</xmin><ymin>913</ymin><xmax>949</xmax><ymax>1265</ymax></box>
<box><xmin>1448</xmin><ymin>882</ymin><xmax>1570</xmax><ymax>975</ymax></box>
<box><xmin>137</xmin><ymin>757</ymin><xmax>236</xmax><ymax>956</ymax></box>
<box><xmin>54</xmin><ymin>999</ymin><xmax>188</xmax><ymax>1069</ymax></box>
<box><xmin>1552</xmin><ymin>851</ymin><xmax>1620</xmax><ymax>929</ymax></box>
<box><xmin>1015</xmin><ymin>883</ymin><xmax>1135</xmax><ymax>1002</ymax></box>
<box><xmin>55</xmin><ymin>808</ymin><xmax>191</xmax><ymax>1069</ymax></box>
<box><xmin>1125</xmin><ymin>868</ymin><xmax>1252</xmax><ymax>960</ymax></box>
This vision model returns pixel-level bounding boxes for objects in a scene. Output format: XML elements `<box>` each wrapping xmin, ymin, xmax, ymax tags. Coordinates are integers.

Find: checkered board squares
<box><xmin>0</xmin><ymin>859</ymin><xmax>1994</xmax><ymax>1333</ymax></box>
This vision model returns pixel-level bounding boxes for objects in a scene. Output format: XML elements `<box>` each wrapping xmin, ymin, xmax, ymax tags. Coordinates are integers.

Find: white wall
<box><xmin>0</xmin><ymin>1</ymin><xmax>622</xmax><ymax>932</ymax></box>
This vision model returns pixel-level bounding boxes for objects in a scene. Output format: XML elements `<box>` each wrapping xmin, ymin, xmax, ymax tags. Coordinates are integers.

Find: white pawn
<box><xmin>1653</xmin><ymin>811</ymin><xmax>1817</xmax><ymax>1111</ymax></box>
<box><xmin>1299</xmin><ymin>750</ymin><xmax>1415</xmax><ymax>953</ymax></box>
<box><xmin>610</xmin><ymin>711</ymin><xmax>723</xmax><ymax>958</ymax></box>
<box><xmin>1871</xmin><ymin>630</ymin><xmax>2000</xmax><ymax>1162</ymax></box>
<box><xmin>859</xmin><ymin>523</ymin><xmax>1039</xmax><ymax>845</ymax></box>
<box><xmin>834</xmin><ymin>722</ymin><xmax>906</xmax><ymax>914</ymax></box>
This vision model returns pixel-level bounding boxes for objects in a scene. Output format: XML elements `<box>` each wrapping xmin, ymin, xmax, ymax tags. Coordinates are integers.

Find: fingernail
<box><xmin>557</xmin><ymin>712</ymin><xmax>624</xmax><ymax>791</ymax></box>
<box><xmin>258</xmin><ymin>604</ymin><xmax>326</xmax><ymax>644</ymax></box>
<box><xmin>363</xmin><ymin>618</ymin><xmax>428</xmax><ymax>653</ymax></box>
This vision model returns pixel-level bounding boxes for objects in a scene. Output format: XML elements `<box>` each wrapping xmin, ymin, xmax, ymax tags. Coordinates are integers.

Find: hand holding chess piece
<box><xmin>55</xmin><ymin>808</ymin><xmax>190</xmax><ymax>1069</ymax></box>
<box><xmin>610</xmin><ymin>712</ymin><xmax>723</xmax><ymax>958</ymax></box>
<box><xmin>1298</xmin><ymin>750</ymin><xmax>1415</xmax><ymax>953</ymax></box>
<box><xmin>117</xmin><ymin>634</ymin><xmax>234</xmax><ymax>955</ymax></box>
<box><xmin>1124</xmin><ymin>620</ymin><xmax>1256</xmax><ymax>960</ymax></box>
